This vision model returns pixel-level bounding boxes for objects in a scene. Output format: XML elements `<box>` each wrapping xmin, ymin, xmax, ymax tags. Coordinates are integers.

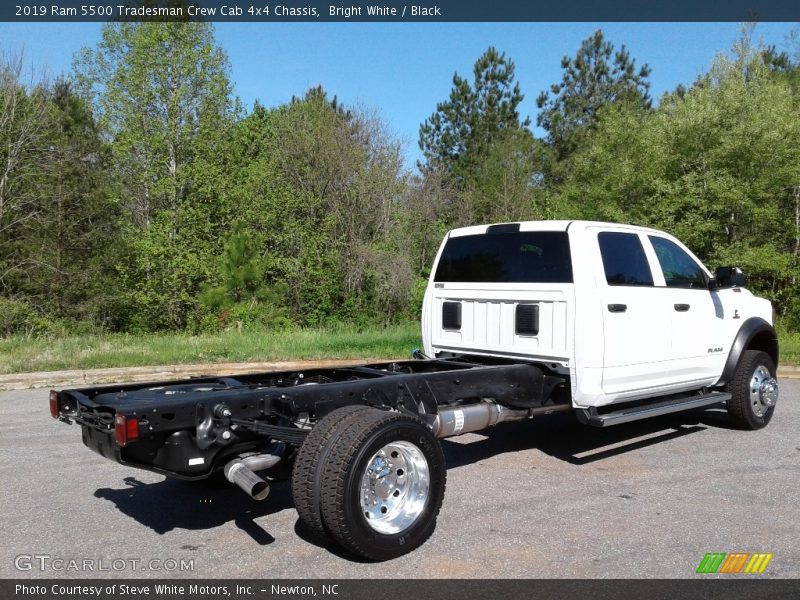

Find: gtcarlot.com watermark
<box><xmin>14</xmin><ymin>554</ymin><xmax>194</xmax><ymax>573</ymax></box>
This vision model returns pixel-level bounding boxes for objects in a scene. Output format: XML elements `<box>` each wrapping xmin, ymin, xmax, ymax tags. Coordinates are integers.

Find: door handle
<box><xmin>607</xmin><ymin>304</ymin><xmax>627</xmax><ymax>313</ymax></box>
<box><xmin>674</xmin><ymin>303</ymin><xmax>690</xmax><ymax>312</ymax></box>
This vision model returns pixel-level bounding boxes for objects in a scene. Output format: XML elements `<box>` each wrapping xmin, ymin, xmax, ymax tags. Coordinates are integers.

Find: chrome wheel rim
<box><xmin>749</xmin><ymin>365</ymin><xmax>778</xmax><ymax>417</ymax></box>
<box><xmin>359</xmin><ymin>440</ymin><xmax>430</xmax><ymax>534</ymax></box>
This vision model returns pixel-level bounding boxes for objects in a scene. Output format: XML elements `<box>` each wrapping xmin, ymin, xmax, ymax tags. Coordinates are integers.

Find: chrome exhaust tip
<box><xmin>224</xmin><ymin>461</ymin><xmax>270</xmax><ymax>501</ymax></box>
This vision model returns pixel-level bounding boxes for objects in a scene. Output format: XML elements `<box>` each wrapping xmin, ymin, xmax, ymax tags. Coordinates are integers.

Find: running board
<box><xmin>580</xmin><ymin>392</ymin><xmax>731</xmax><ymax>427</ymax></box>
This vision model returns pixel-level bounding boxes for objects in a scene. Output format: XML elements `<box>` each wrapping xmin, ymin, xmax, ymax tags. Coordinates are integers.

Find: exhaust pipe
<box><xmin>430</xmin><ymin>402</ymin><xmax>571</xmax><ymax>438</ymax></box>
<box><xmin>224</xmin><ymin>450</ymin><xmax>282</xmax><ymax>501</ymax></box>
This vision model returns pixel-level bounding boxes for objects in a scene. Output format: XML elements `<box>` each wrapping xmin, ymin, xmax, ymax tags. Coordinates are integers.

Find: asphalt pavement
<box><xmin>1</xmin><ymin>382</ymin><xmax>798</xmax><ymax>579</ymax></box>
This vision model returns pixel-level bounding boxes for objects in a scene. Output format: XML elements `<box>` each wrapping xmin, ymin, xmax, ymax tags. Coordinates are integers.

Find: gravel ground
<box><xmin>1</xmin><ymin>382</ymin><xmax>797</xmax><ymax>579</ymax></box>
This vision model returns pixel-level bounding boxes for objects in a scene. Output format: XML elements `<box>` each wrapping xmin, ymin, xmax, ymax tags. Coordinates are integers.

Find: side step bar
<box><xmin>580</xmin><ymin>391</ymin><xmax>731</xmax><ymax>427</ymax></box>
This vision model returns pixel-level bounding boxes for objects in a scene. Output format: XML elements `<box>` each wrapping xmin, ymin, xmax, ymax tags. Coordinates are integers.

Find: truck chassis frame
<box><xmin>54</xmin><ymin>358</ymin><xmax>565</xmax><ymax>482</ymax></box>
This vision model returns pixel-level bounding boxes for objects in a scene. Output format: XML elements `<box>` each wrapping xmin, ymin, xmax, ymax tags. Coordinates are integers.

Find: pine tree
<box><xmin>419</xmin><ymin>47</ymin><xmax>530</xmax><ymax>186</ymax></box>
<box><xmin>537</xmin><ymin>29</ymin><xmax>651</xmax><ymax>160</ymax></box>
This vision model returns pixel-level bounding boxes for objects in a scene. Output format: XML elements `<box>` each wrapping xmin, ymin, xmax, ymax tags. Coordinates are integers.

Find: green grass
<box><xmin>0</xmin><ymin>322</ymin><xmax>422</xmax><ymax>374</ymax></box>
<box><xmin>2</xmin><ymin>322</ymin><xmax>797</xmax><ymax>375</ymax></box>
<box><xmin>778</xmin><ymin>329</ymin><xmax>800</xmax><ymax>366</ymax></box>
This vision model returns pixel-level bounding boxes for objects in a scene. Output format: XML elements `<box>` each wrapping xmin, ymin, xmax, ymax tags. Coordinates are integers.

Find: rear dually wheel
<box><xmin>319</xmin><ymin>409</ymin><xmax>446</xmax><ymax>561</ymax></box>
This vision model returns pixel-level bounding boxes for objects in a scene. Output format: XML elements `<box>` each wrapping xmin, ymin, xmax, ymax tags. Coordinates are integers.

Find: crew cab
<box><xmin>51</xmin><ymin>221</ymin><xmax>779</xmax><ymax>561</ymax></box>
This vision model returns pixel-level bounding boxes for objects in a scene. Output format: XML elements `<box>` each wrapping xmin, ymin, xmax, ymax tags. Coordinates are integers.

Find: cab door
<box><xmin>595</xmin><ymin>229</ymin><xmax>675</xmax><ymax>395</ymax></box>
<box><xmin>645</xmin><ymin>235</ymin><xmax>723</xmax><ymax>386</ymax></box>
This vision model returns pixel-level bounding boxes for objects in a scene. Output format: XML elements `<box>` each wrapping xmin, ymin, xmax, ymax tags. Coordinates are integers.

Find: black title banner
<box><xmin>5</xmin><ymin>0</ymin><xmax>800</xmax><ymax>22</ymax></box>
<box><xmin>5</xmin><ymin>579</ymin><xmax>800</xmax><ymax>600</ymax></box>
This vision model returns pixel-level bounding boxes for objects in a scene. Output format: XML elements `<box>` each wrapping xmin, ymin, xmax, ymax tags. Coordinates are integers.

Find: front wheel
<box><xmin>725</xmin><ymin>350</ymin><xmax>778</xmax><ymax>430</ymax></box>
<box><xmin>318</xmin><ymin>409</ymin><xmax>446</xmax><ymax>561</ymax></box>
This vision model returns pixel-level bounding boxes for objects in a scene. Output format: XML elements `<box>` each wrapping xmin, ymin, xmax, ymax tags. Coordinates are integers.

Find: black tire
<box><xmin>291</xmin><ymin>405</ymin><xmax>375</xmax><ymax>540</ymax></box>
<box><xmin>725</xmin><ymin>350</ymin><xmax>778</xmax><ymax>430</ymax></box>
<box><xmin>319</xmin><ymin>409</ymin><xmax>446</xmax><ymax>561</ymax></box>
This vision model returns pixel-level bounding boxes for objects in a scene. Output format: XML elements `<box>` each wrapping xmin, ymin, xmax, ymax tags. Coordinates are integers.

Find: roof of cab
<box><xmin>447</xmin><ymin>220</ymin><xmax>666</xmax><ymax>238</ymax></box>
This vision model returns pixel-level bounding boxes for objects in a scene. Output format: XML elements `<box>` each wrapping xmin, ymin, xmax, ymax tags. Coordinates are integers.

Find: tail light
<box><xmin>49</xmin><ymin>390</ymin><xmax>60</xmax><ymax>419</ymax></box>
<box><xmin>114</xmin><ymin>414</ymin><xmax>139</xmax><ymax>447</ymax></box>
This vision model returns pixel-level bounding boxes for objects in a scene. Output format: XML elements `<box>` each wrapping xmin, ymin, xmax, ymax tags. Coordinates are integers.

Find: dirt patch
<box><xmin>0</xmin><ymin>359</ymin><xmax>399</xmax><ymax>391</ymax></box>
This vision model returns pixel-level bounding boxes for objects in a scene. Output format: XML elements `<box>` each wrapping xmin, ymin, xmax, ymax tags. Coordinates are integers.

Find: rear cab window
<box><xmin>598</xmin><ymin>232</ymin><xmax>654</xmax><ymax>286</ymax></box>
<box><xmin>434</xmin><ymin>231</ymin><xmax>573</xmax><ymax>283</ymax></box>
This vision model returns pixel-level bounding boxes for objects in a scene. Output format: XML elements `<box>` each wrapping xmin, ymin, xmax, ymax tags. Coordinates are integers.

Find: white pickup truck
<box><xmin>422</xmin><ymin>220</ymin><xmax>779</xmax><ymax>429</ymax></box>
<box><xmin>52</xmin><ymin>220</ymin><xmax>779</xmax><ymax>561</ymax></box>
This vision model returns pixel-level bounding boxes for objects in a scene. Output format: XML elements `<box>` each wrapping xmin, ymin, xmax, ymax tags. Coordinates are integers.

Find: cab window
<box><xmin>434</xmin><ymin>231</ymin><xmax>573</xmax><ymax>284</ymax></box>
<box><xmin>648</xmin><ymin>236</ymin><xmax>707</xmax><ymax>289</ymax></box>
<box><xmin>598</xmin><ymin>232</ymin><xmax>654</xmax><ymax>286</ymax></box>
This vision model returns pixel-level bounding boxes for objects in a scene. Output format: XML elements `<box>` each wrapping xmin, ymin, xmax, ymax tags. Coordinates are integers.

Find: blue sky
<box><xmin>1</xmin><ymin>22</ymin><xmax>797</xmax><ymax>168</ymax></box>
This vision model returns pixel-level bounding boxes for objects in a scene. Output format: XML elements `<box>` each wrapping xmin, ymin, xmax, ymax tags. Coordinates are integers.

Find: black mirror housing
<box><xmin>715</xmin><ymin>266</ymin><xmax>747</xmax><ymax>288</ymax></box>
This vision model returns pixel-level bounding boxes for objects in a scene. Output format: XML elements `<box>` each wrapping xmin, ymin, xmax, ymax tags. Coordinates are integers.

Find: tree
<box><xmin>219</xmin><ymin>87</ymin><xmax>412</xmax><ymax>326</ymax></box>
<box><xmin>419</xmin><ymin>47</ymin><xmax>530</xmax><ymax>186</ymax></box>
<box><xmin>761</xmin><ymin>40</ymin><xmax>800</xmax><ymax>93</ymax></box>
<box><xmin>74</xmin><ymin>22</ymin><xmax>237</xmax><ymax>330</ymax></box>
<box><xmin>31</xmin><ymin>80</ymin><xmax>117</xmax><ymax>325</ymax></box>
<box><xmin>458</xmin><ymin>128</ymin><xmax>547</xmax><ymax>225</ymax></box>
<box><xmin>199</xmin><ymin>225</ymin><xmax>290</xmax><ymax>331</ymax></box>
<box><xmin>0</xmin><ymin>52</ymin><xmax>50</xmax><ymax>294</ymax></box>
<box><xmin>75</xmin><ymin>21</ymin><xmax>234</xmax><ymax>227</ymax></box>
<box><xmin>537</xmin><ymin>29</ymin><xmax>651</xmax><ymax>160</ymax></box>
<box><xmin>0</xmin><ymin>56</ymin><xmax>118</xmax><ymax>334</ymax></box>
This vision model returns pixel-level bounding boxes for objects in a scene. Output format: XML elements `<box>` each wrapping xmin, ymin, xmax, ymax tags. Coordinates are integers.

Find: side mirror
<box><xmin>715</xmin><ymin>266</ymin><xmax>747</xmax><ymax>288</ymax></box>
